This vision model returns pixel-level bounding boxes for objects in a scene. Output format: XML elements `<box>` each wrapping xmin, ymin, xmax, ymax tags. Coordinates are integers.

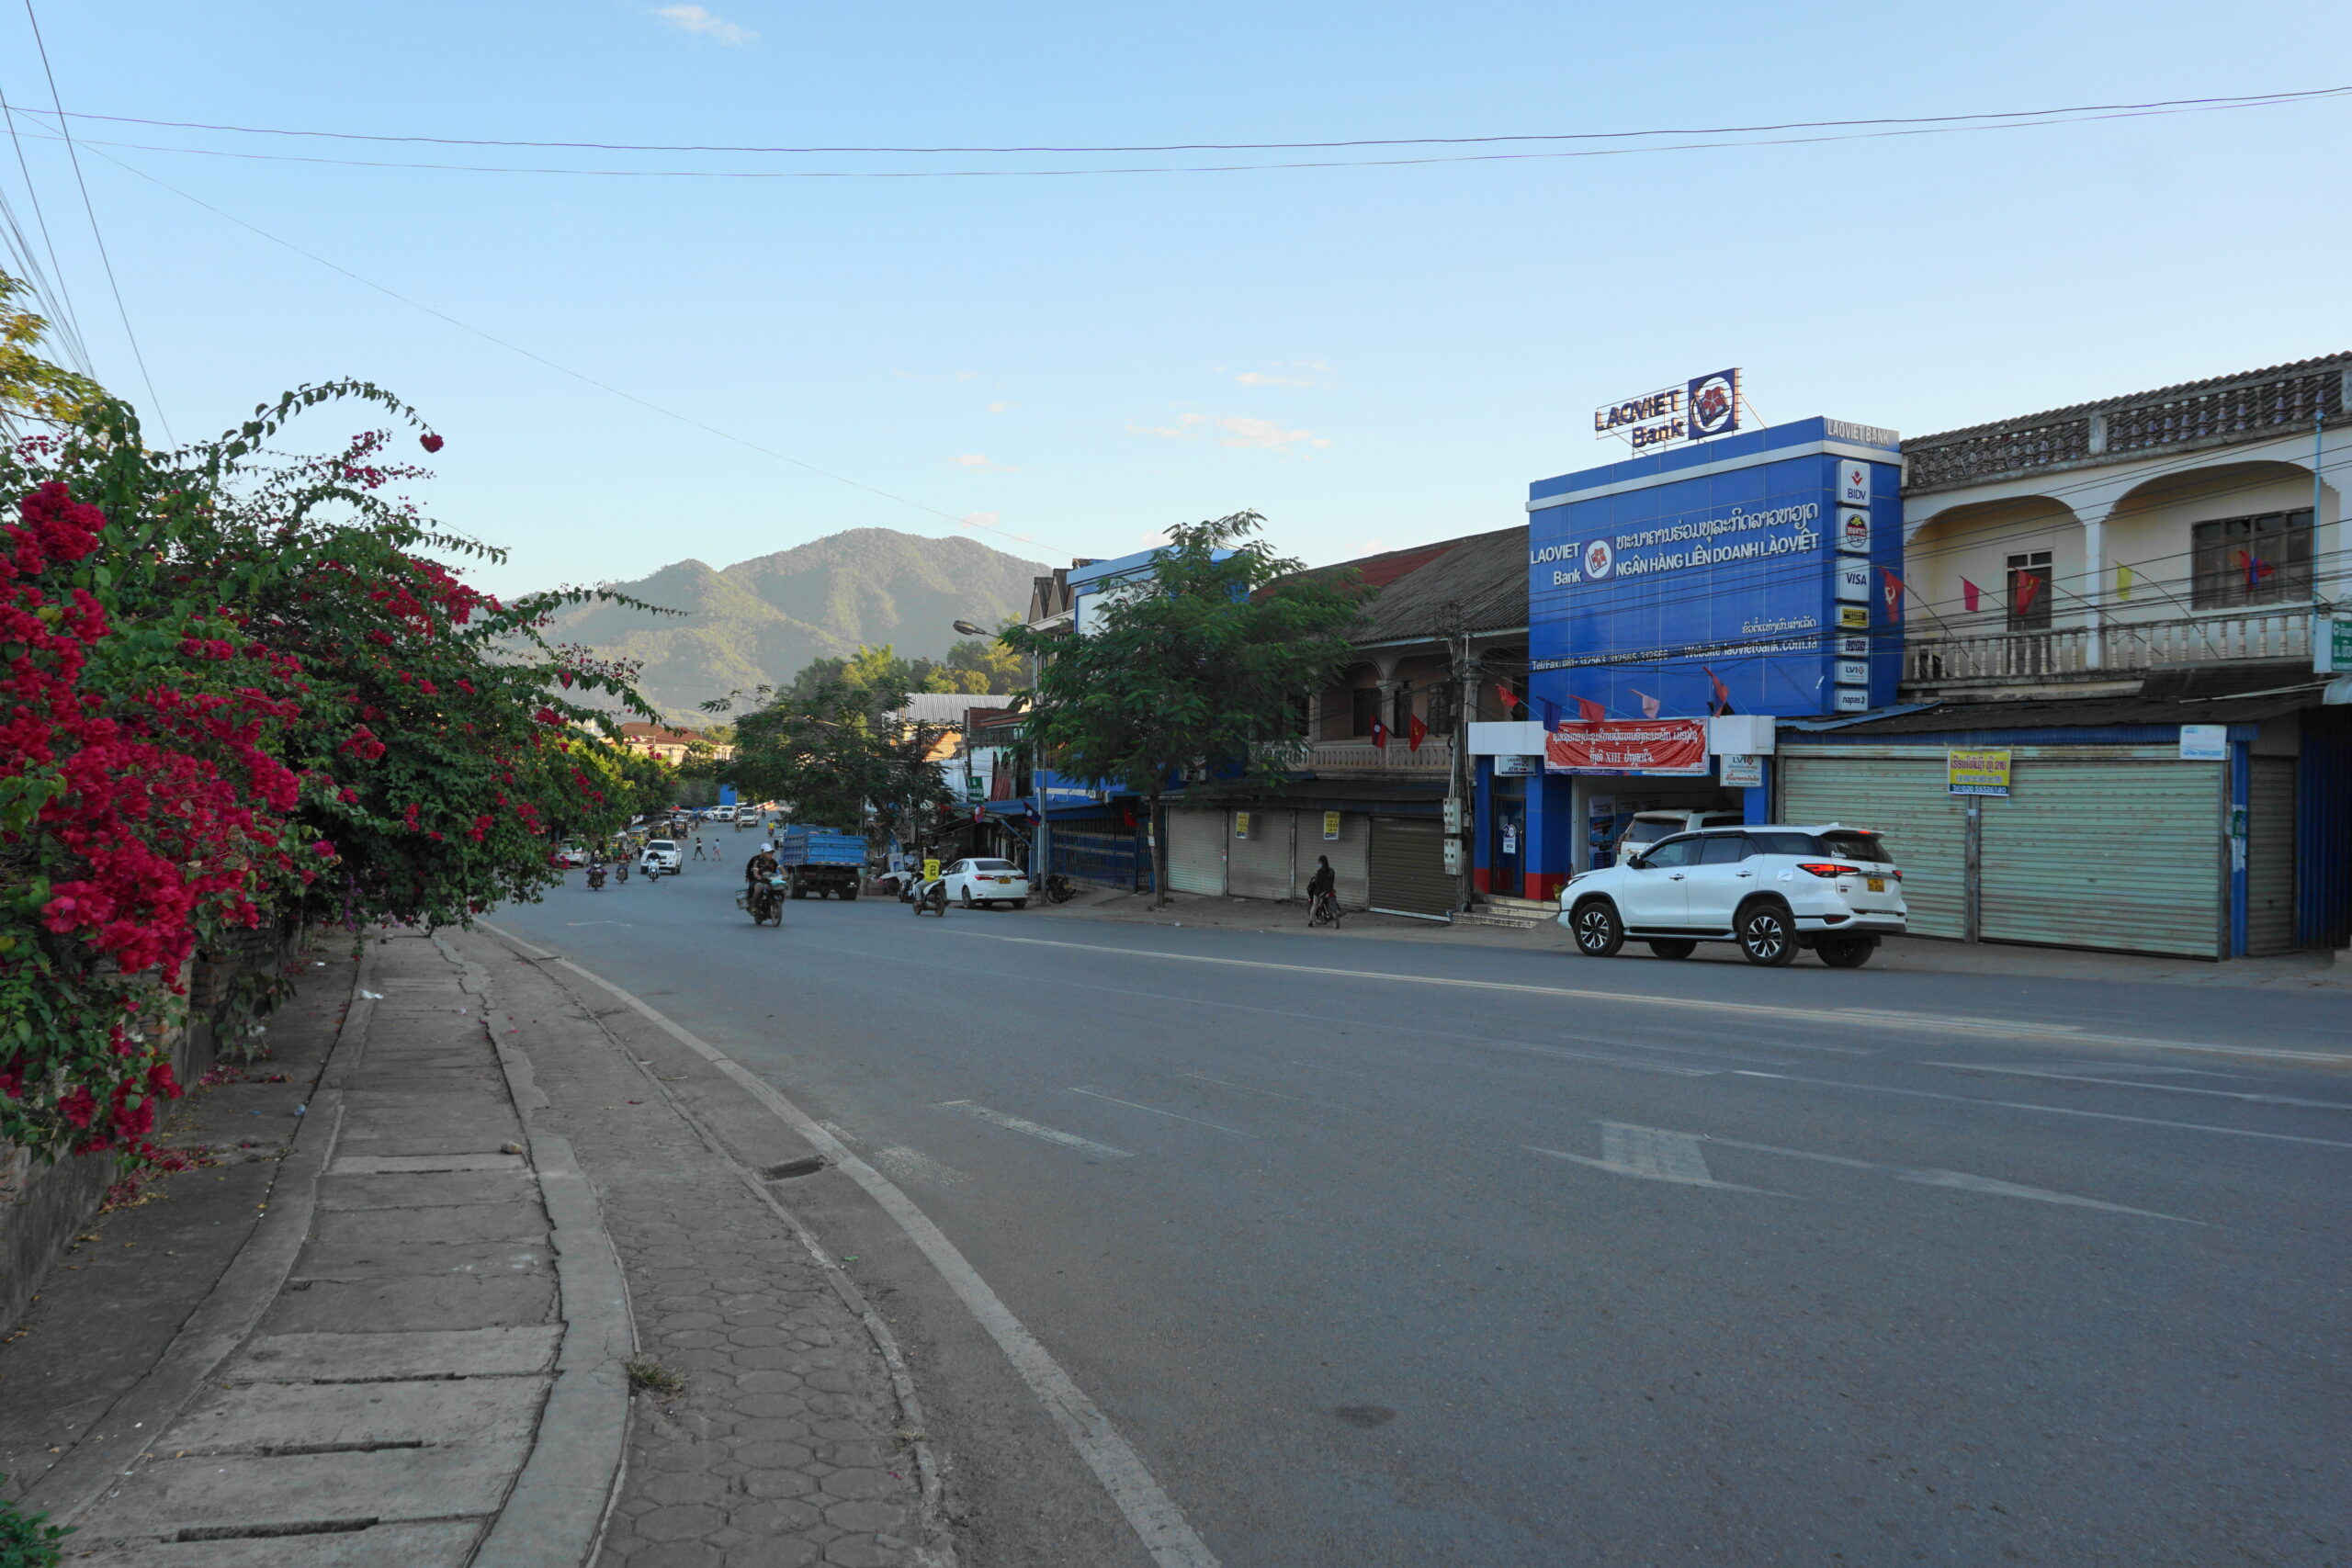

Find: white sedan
<box><xmin>940</xmin><ymin>858</ymin><xmax>1029</xmax><ymax>909</ymax></box>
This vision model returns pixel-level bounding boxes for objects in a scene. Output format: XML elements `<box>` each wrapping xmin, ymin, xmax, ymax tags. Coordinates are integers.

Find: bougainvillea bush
<box><xmin>1</xmin><ymin>365</ymin><xmax>664</xmax><ymax>1168</ymax></box>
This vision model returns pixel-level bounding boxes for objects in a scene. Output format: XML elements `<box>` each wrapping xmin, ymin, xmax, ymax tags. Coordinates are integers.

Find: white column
<box><xmin>2082</xmin><ymin>507</ymin><xmax>2108</xmax><ymax>669</ymax></box>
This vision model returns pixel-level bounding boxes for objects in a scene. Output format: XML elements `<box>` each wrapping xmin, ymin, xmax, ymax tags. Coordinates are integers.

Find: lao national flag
<box><xmin>1574</xmin><ymin>696</ymin><xmax>1606</xmax><ymax>722</ymax></box>
<box><xmin>2237</xmin><ymin>548</ymin><xmax>2275</xmax><ymax>588</ymax></box>
<box><xmin>1408</xmin><ymin>713</ymin><xmax>1429</xmax><ymax>751</ymax></box>
<box><xmin>1024</xmin><ymin>799</ymin><xmax>1042</xmax><ymax>826</ymax></box>
<box><xmin>1370</xmin><ymin>716</ymin><xmax>1388</xmax><ymax>749</ymax></box>
<box><xmin>1703</xmin><ymin>666</ymin><xmax>1734</xmax><ymax>716</ymax></box>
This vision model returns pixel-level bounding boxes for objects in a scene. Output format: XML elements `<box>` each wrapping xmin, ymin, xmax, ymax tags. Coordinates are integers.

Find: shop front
<box><xmin>1476</xmin><ymin>412</ymin><xmax>1906</xmax><ymax>900</ymax></box>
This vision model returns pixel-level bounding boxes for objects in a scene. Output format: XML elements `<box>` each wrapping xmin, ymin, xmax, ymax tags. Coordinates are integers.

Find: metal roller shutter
<box><xmin>1048</xmin><ymin>813</ymin><xmax>1144</xmax><ymax>892</ymax></box>
<box><xmin>1778</xmin><ymin>751</ymin><xmax>1966</xmax><ymax>939</ymax></box>
<box><xmin>1318</xmin><ymin>812</ymin><xmax>1372</xmax><ymax>910</ymax></box>
<box><xmin>1165</xmin><ymin>808</ymin><xmax>1226</xmax><ymax>896</ymax></box>
<box><xmin>2247</xmin><ymin>756</ymin><xmax>2296</xmax><ymax>955</ymax></box>
<box><xmin>1369</xmin><ymin>817</ymin><xmax>1457</xmax><ymax>917</ymax></box>
<box><xmin>1227</xmin><ymin>809</ymin><xmax>1295</xmax><ymax>901</ymax></box>
<box><xmin>1979</xmin><ymin>759</ymin><xmax>2222</xmax><ymax>957</ymax></box>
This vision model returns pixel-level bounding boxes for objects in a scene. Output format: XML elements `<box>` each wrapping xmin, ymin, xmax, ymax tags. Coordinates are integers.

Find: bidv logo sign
<box><xmin>1581</xmin><ymin>539</ymin><xmax>1615</xmax><ymax>580</ymax></box>
<box><xmin>1592</xmin><ymin>368</ymin><xmax>1741</xmax><ymax>453</ymax></box>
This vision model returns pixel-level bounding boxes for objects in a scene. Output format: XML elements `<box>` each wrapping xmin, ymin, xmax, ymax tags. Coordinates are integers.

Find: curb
<box><xmin>26</xmin><ymin>942</ymin><xmax>376</xmax><ymax>1529</ymax></box>
<box><xmin>432</xmin><ymin>935</ymin><xmax>636</xmax><ymax>1568</ymax></box>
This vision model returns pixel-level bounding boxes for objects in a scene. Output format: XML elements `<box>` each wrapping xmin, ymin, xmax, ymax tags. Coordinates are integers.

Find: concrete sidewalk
<box><xmin>7</xmin><ymin>930</ymin><xmax>946</xmax><ymax>1568</ymax></box>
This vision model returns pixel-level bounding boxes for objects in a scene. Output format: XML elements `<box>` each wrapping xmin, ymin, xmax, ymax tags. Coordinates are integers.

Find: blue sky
<box><xmin>6</xmin><ymin>1</ymin><xmax>2348</xmax><ymax>595</ymax></box>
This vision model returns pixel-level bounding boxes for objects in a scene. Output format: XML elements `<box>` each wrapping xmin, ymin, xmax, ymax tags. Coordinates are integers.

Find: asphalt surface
<box><xmin>500</xmin><ymin>868</ymin><xmax>2352</xmax><ymax>1568</ymax></box>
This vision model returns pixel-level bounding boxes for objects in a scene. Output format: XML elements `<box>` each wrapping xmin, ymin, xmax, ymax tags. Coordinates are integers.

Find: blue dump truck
<box><xmin>774</xmin><ymin>826</ymin><xmax>866</xmax><ymax>901</ymax></box>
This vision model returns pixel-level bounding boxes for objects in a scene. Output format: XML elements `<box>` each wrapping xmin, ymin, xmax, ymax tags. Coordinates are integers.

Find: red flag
<box><xmin>1494</xmin><ymin>682</ymin><xmax>1521</xmax><ymax>714</ymax></box>
<box><xmin>1407</xmin><ymin>713</ymin><xmax>1429</xmax><ymax>751</ymax></box>
<box><xmin>2013</xmin><ymin>570</ymin><xmax>2043</xmax><ymax>617</ymax></box>
<box><xmin>1631</xmin><ymin>688</ymin><xmax>1661</xmax><ymax>719</ymax></box>
<box><xmin>1574</xmin><ymin>696</ymin><xmax>1606</xmax><ymax>722</ymax></box>
<box><xmin>1961</xmin><ymin>577</ymin><xmax>1982</xmax><ymax>613</ymax></box>
<box><xmin>1703</xmin><ymin>666</ymin><xmax>1733</xmax><ymax>716</ymax></box>
<box><xmin>1881</xmin><ymin>567</ymin><xmax>1905</xmax><ymax>624</ymax></box>
<box><xmin>1370</xmin><ymin>716</ymin><xmax>1388</xmax><ymax>749</ymax></box>
<box><xmin>2236</xmin><ymin>547</ymin><xmax>2275</xmax><ymax>588</ymax></box>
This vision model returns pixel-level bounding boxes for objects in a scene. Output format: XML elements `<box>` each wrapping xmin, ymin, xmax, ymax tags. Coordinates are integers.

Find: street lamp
<box><xmin>951</xmin><ymin>619</ymin><xmax>989</xmax><ymax>637</ymax></box>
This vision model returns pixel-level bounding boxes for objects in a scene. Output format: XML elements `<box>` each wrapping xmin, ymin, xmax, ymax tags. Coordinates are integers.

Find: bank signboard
<box><xmin>1592</xmin><ymin>368</ymin><xmax>1742</xmax><ymax>454</ymax></box>
<box><xmin>1526</xmin><ymin>416</ymin><xmax>1903</xmax><ymax>728</ymax></box>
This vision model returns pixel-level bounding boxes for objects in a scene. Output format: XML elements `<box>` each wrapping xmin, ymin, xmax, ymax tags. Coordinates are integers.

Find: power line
<box><xmin>28</xmin><ymin>85</ymin><xmax>2346</xmax><ymax>155</ymax></box>
<box><xmin>19</xmin><ymin>1</ymin><xmax>169</xmax><ymax>439</ymax></box>
<box><xmin>83</xmin><ymin>144</ymin><xmax>1076</xmax><ymax>562</ymax></box>
<box><xmin>12</xmin><ymin>91</ymin><xmax>2348</xmax><ymax>179</ymax></box>
<box><xmin>0</xmin><ymin>86</ymin><xmax>88</xmax><ymax>372</ymax></box>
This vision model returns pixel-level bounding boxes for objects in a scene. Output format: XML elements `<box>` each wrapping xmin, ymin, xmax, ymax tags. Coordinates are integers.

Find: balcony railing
<box><xmin>1903</xmin><ymin>607</ymin><xmax>2313</xmax><ymax>687</ymax></box>
<box><xmin>1267</xmin><ymin>738</ymin><xmax>1457</xmax><ymax>774</ymax></box>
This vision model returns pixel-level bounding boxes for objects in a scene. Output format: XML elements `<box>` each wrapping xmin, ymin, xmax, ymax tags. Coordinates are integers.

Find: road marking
<box><xmin>1068</xmin><ymin>1088</ymin><xmax>1255</xmax><ymax>1137</ymax></box>
<box><xmin>479</xmin><ymin>933</ymin><xmax>1215</xmax><ymax>1568</ymax></box>
<box><xmin>1529</xmin><ymin>1124</ymin><xmax>1787</xmax><ymax>1194</ymax></box>
<box><xmin>1695</xmin><ymin>1134</ymin><xmax>2199</xmax><ymax>1221</ymax></box>
<box><xmin>1895</xmin><ymin>1168</ymin><xmax>2198</xmax><ymax>1222</ymax></box>
<box><xmin>1728</xmin><ymin>1069</ymin><xmax>2352</xmax><ymax>1150</ymax></box>
<box><xmin>1926</xmin><ymin>1062</ymin><xmax>2352</xmax><ymax>1111</ymax></box>
<box><xmin>872</xmin><ymin>1145</ymin><xmax>973</xmax><ymax>1187</ymax></box>
<box><xmin>946</xmin><ymin>931</ymin><xmax>2352</xmax><ymax>1066</ymax></box>
<box><xmin>937</xmin><ymin>1100</ymin><xmax>1136</xmax><ymax>1160</ymax></box>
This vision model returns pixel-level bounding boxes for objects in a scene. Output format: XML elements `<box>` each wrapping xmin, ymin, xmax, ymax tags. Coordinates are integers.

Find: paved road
<box><xmin>500</xmin><ymin>873</ymin><xmax>2352</xmax><ymax>1567</ymax></box>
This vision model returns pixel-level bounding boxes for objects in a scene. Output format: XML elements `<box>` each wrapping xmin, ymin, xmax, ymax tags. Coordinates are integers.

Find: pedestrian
<box><xmin>693</xmin><ymin>840</ymin><xmax>706</xmax><ymax>861</ymax></box>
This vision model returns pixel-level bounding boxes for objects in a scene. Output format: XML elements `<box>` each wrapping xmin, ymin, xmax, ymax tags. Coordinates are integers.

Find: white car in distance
<box><xmin>939</xmin><ymin>858</ymin><xmax>1030</xmax><ymax>909</ymax></box>
<box><xmin>1558</xmin><ymin>824</ymin><xmax>1905</xmax><ymax>968</ymax></box>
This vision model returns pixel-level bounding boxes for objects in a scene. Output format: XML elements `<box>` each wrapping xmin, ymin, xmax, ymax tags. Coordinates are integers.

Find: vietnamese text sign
<box><xmin>1546</xmin><ymin>720</ymin><xmax>1710</xmax><ymax>775</ymax></box>
<box><xmin>2178</xmin><ymin>725</ymin><xmax>2228</xmax><ymax>761</ymax></box>
<box><xmin>1947</xmin><ymin>749</ymin><xmax>2011</xmax><ymax>797</ymax></box>
<box><xmin>1720</xmin><ymin>752</ymin><xmax>1765</xmax><ymax>789</ymax></box>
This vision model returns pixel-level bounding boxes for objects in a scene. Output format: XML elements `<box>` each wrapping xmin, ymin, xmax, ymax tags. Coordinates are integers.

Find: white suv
<box><xmin>1558</xmin><ymin>823</ymin><xmax>1905</xmax><ymax>968</ymax></box>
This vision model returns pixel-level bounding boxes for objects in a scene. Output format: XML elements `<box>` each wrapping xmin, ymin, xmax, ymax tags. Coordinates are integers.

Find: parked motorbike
<box><xmin>1040</xmin><ymin>872</ymin><xmax>1075</xmax><ymax>905</ymax></box>
<box><xmin>586</xmin><ymin>863</ymin><xmax>607</xmax><ymax>892</ymax></box>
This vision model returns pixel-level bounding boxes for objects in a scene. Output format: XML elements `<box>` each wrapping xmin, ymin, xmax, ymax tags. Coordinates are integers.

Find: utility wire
<box><xmin>20</xmin><ymin>1</ymin><xmax>169</xmax><ymax>439</ymax></box>
<box><xmin>0</xmin><ymin>85</ymin><xmax>88</xmax><ymax>371</ymax></box>
<box><xmin>12</xmin><ymin>91</ymin><xmax>2348</xmax><ymax>179</ymax></box>
<box><xmin>27</xmin><ymin>85</ymin><xmax>2346</xmax><ymax>155</ymax></box>
<box><xmin>83</xmin><ymin>144</ymin><xmax>1077</xmax><ymax>562</ymax></box>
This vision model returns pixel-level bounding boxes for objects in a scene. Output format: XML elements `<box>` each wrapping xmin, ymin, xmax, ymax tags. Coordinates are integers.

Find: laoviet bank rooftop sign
<box><xmin>1592</xmin><ymin>368</ymin><xmax>1741</xmax><ymax>453</ymax></box>
<box><xmin>1526</xmin><ymin>414</ymin><xmax>1904</xmax><ymax>738</ymax></box>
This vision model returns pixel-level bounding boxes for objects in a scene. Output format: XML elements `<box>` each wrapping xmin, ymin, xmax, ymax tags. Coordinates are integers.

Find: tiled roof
<box><xmin>1334</xmin><ymin>526</ymin><xmax>1528</xmax><ymax>643</ymax></box>
<box><xmin>1906</xmin><ymin>353</ymin><xmax>2349</xmax><ymax>446</ymax></box>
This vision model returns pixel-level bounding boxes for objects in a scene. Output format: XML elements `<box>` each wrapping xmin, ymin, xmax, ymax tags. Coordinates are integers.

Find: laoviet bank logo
<box><xmin>1686</xmin><ymin>369</ymin><xmax>1740</xmax><ymax>439</ymax></box>
<box><xmin>1582</xmin><ymin>538</ymin><xmax>1615</xmax><ymax>580</ymax></box>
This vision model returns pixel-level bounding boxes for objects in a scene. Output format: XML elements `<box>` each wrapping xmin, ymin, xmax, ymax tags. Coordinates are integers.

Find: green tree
<box><xmin>726</xmin><ymin>652</ymin><xmax>949</xmax><ymax>840</ymax></box>
<box><xmin>914</xmin><ymin>628</ymin><xmax>1023</xmax><ymax>694</ymax></box>
<box><xmin>1001</xmin><ymin>512</ymin><xmax>1358</xmax><ymax>906</ymax></box>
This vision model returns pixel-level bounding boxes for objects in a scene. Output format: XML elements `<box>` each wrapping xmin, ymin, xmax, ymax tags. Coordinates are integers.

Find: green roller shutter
<box><xmin>1166</xmin><ymin>808</ymin><xmax>1226</xmax><ymax>895</ymax></box>
<box><xmin>2247</xmin><ymin>755</ymin><xmax>2297</xmax><ymax>955</ymax></box>
<box><xmin>1369</xmin><ymin>817</ymin><xmax>1458</xmax><ymax>917</ymax></box>
<box><xmin>1777</xmin><ymin>750</ymin><xmax>1967</xmax><ymax>939</ymax></box>
<box><xmin>1979</xmin><ymin>759</ymin><xmax>2222</xmax><ymax>957</ymax></box>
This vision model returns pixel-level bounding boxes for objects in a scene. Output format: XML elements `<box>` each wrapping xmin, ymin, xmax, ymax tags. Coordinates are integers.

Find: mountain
<box><xmin>534</xmin><ymin>528</ymin><xmax>1047</xmax><ymax>717</ymax></box>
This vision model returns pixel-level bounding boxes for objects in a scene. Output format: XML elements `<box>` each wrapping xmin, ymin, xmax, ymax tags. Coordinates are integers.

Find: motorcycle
<box><xmin>1040</xmin><ymin>872</ymin><xmax>1076</xmax><ymax>905</ymax></box>
<box><xmin>586</xmin><ymin>863</ymin><xmax>607</xmax><ymax>892</ymax></box>
<box><xmin>615</xmin><ymin>860</ymin><xmax>630</xmax><ymax>885</ymax></box>
<box><xmin>910</xmin><ymin>877</ymin><xmax>948</xmax><ymax>917</ymax></box>
<box><xmin>740</xmin><ymin>872</ymin><xmax>789</xmax><ymax>926</ymax></box>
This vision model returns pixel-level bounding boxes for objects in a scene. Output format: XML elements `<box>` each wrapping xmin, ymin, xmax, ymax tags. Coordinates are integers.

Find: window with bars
<box><xmin>2005</xmin><ymin>550</ymin><xmax>2052</xmax><ymax>632</ymax></box>
<box><xmin>2191</xmin><ymin>510</ymin><xmax>2312</xmax><ymax>609</ymax></box>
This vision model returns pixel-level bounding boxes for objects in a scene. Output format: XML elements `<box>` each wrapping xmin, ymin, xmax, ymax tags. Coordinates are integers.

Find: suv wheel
<box><xmin>1645</xmin><ymin>939</ymin><xmax>1697</xmax><ymax>960</ymax></box>
<box><xmin>1736</xmin><ymin>900</ymin><xmax>1798</xmax><ymax>967</ymax></box>
<box><xmin>1815</xmin><ymin>934</ymin><xmax>1877</xmax><ymax>968</ymax></box>
<box><xmin>1570</xmin><ymin>899</ymin><xmax>1624</xmax><ymax>958</ymax></box>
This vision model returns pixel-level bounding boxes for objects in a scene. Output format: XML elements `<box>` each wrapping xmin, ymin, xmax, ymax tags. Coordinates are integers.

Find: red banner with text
<box><xmin>1544</xmin><ymin>719</ymin><xmax>1710</xmax><ymax>775</ymax></box>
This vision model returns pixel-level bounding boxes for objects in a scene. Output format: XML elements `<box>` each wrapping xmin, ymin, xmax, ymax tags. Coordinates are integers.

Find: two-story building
<box><xmin>1774</xmin><ymin>355</ymin><xmax>2350</xmax><ymax>958</ymax></box>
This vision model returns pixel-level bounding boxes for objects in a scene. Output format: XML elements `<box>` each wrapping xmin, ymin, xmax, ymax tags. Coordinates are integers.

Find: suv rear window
<box><xmin>1819</xmin><ymin>830</ymin><xmax>1893</xmax><ymax>864</ymax></box>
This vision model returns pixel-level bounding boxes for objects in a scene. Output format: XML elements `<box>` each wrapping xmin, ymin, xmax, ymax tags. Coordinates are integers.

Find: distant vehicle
<box><xmin>639</xmin><ymin>839</ymin><xmax>683</xmax><ymax>876</ymax></box>
<box><xmin>1558</xmin><ymin>824</ymin><xmax>1905</xmax><ymax>968</ymax></box>
<box><xmin>775</xmin><ymin>827</ymin><xmax>865</xmax><ymax>900</ymax></box>
<box><xmin>939</xmin><ymin>857</ymin><xmax>1029</xmax><ymax>910</ymax></box>
<box><xmin>557</xmin><ymin>841</ymin><xmax>590</xmax><ymax>867</ymax></box>
<box><xmin>707</xmin><ymin>805</ymin><xmax>737</xmax><ymax>822</ymax></box>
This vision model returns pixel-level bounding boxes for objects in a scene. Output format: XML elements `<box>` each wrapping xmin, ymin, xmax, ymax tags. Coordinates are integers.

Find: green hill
<box><xmin>536</xmin><ymin>528</ymin><xmax>1046</xmax><ymax>718</ymax></box>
